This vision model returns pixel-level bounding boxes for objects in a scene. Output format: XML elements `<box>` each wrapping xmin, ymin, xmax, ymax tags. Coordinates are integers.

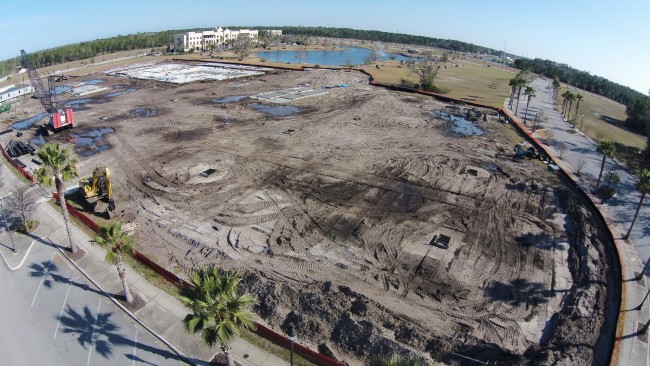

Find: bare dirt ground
<box><xmin>2</xmin><ymin>61</ymin><xmax>618</xmax><ymax>365</ymax></box>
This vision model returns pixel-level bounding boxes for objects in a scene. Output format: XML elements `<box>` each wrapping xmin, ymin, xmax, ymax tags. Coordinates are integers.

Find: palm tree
<box><xmin>624</xmin><ymin>169</ymin><xmax>650</xmax><ymax>239</ymax></box>
<box><xmin>574</xmin><ymin>93</ymin><xmax>584</xmax><ymax>120</ymax></box>
<box><xmin>94</xmin><ymin>221</ymin><xmax>135</xmax><ymax>303</ymax></box>
<box><xmin>179</xmin><ymin>266</ymin><xmax>257</xmax><ymax>366</ymax></box>
<box><xmin>508</xmin><ymin>75</ymin><xmax>524</xmax><ymax>109</ymax></box>
<box><xmin>596</xmin><ymin>140</ymin><xmax>616</xmax><ymax>188</ymax></box>
<box><xmin>35</xmin><ymin>143</ymin><xmax>79</xmax><ymax>254</ymax></box>
<box><xmin>552</xmin><ymin>77</ymin><xmax>561</xmax><ymax>102</ymax></box>
<box><xmin>514</xmin><ymin>76</ymin><xmax>527</xmax><ymax>115</ymax></box>
<box><xmin>508</xmin><ymin>77</ymin><xmax>518</xmax><ymax>108</ymax></box>
<box><xmin>561</xmin><ymin>90</ymin><xmax>572</xmax><ymax>116</ymax></box>
<box><xmin>523</xmin><ymin>86</ymin><xmax>536</xmax><ymax>125</ymax></box>
<box><xmin>566</xmin><ymin>93</ymin><xmax>576</xmax><ymax>121</ymax></box>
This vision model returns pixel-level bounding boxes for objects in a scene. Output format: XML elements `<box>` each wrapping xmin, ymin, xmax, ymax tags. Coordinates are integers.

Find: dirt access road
<box><xmin>4</xmin><ymin>61</ymin><xmax>618</xmax><ymax>365</ymax></box>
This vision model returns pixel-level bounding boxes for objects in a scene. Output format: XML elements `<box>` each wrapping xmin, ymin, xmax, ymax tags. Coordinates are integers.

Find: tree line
<box><xmin>513</xmin><ymin>58</ymin><xmax>645</xmax><ymax>106</ymax></box>
<box><xmin>2</xmin><ymin>26</ymin><xmax>647</xmax><ymax>139</ymax></box>
<box><xmin>514</xmin><ymin>58</ymin><xmax>650</xmax><ymax>137</ymax></box>
<box><xmin>259</xmin><ymin>26</ymin><xmax>500</xmax><ymax>54</ymax></box>
<box><xmin>0</xmin><ymin>30</ymin><xmax>186</xmax><ymax>77</ymax></box>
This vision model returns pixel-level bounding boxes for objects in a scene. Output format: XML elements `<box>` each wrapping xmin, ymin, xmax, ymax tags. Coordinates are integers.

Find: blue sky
<box><xmin>2</xmin><ymin>0</ymin><xmax>649</xmax><ymax>94</ymax></box>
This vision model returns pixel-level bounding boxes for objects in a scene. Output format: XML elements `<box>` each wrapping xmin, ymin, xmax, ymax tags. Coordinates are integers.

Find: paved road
<box><xmin>0</xmin><ymin>242</ymin><xmax>186</xmax><ymax>366</ymax></box>
<box><xmin>514</xmin><ymin>77</ymin><xmax>649</xmax><ymax>257</ymax></box>
<box><xmin>0</xmin><ymin>183</ymin><xmax>187</xmax><ymax>365</ymax></box>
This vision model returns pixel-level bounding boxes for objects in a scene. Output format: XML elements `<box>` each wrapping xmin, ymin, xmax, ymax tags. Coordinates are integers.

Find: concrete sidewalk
<box><xmin>0</xmin><ymin>194</ymin><xmax>288</xmax><ymax>366</ymax></box>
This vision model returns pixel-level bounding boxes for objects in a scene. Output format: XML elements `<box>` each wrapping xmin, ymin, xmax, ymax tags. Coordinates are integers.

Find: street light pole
<box><xmin>288</xmin><ymin>325</ymin><xmax>297</xmax><ymax>366</ymax></box>
<box><xmin>0</xmin><ymin>200</ymin><xmax>16</xmax><ymax>253</ymax></box>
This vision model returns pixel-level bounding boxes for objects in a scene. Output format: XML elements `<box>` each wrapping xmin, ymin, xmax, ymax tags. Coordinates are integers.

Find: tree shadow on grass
<box><xmin>600</xmin><ymin>114</ymin><xmax>626</xmax><ymax>129</ymax></box>
<box><xmin>59</xmin><ymin>305</ymin><xmax>195</xmax><ymax>364</ymax></box>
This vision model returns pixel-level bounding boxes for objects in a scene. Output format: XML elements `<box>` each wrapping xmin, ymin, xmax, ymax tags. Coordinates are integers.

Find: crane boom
<box><xmin>20</xmin><ymin>49</ymin><xmax>55</xmax><ymax>113</ymax></box>
<box><xmin>19</xmin><ymin>49</ymin><xmax>74</xmax><ymax>132</ymax></box>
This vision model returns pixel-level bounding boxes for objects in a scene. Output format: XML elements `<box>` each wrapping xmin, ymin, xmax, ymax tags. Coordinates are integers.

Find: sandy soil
<box><xmin>2</xmin><ymin>60</ymin><xmax>617</xmax><ymax>365</ymax></box>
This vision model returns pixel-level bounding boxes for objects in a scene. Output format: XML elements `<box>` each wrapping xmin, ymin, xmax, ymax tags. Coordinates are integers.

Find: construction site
<box><xmin>1</xmin><ymin>60</ymin><xmax>619</xmax><ymax>365</ymax></box>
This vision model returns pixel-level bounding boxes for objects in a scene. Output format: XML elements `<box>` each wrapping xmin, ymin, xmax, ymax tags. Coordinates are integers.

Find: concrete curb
<box><xmin>0</xmin><ymin>239</ymin><xmax>35</xmax><ymax>271</ymax></box>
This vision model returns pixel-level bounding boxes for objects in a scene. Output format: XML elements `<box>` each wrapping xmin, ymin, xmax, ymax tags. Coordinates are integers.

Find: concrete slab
<box><xmin>107</xmin><ymin>63</ymin><xmax>266</xmax><ymax>84</ymax></box>
<box><xmin>135</xmin><ymin>301</ymin><xmax>178</xmax><ymax>334</ymax></box>
<box><xmin>131</xmin><ymin>275</ymin><xmax>165</xmax><ymax>300</ymax></box>
<box><xmin>75</xmin><ymin>255</ymin><xmax>122</xmax><ymax>293</ymax></box>
<box><xmin>160</xmin><ymin>319</ymin><xmax>214</xmax><ymax>361</ymax></box>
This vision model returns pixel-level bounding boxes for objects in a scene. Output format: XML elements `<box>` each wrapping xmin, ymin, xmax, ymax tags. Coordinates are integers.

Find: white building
<box><xmin>265</xmin><ymin>29</ymin><xmax>283</xmax><ymax>37</ymax></box>
<box><xmin>0</xmin><ymin>84</ymin><xmax>33</xmax><ymax>103</ymax></box>
<box><xmin>174</xmin><ymin>27</ymin><xmax>271</xmax><ymax>52</ymax></box>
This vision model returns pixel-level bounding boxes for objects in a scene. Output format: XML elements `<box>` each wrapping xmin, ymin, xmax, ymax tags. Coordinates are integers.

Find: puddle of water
<box><xmin>31</xmin><ymin>134</ymin><xmax>46</xmax><ymax>146</ymax></box>
<box><xmin>250</xmin><ymin>103</ymin><xmax>300</xmax><ymax>117</ymax></box>
<box><xmin>72</xmin><ymin>137</ymin><xmax>94</xmax><ymax>147</ymax></box>
<box><xmin>436</xmin><ymin>111</ymin><xmax>484</xmax><ymax>136</ymax></box>
<box><xmin>84</xmin><ymin>79</ymin><xmax>103</xmax><ymax>85</ymax></box>
<box><xmin>82</xmin><ymin>127</ymin><xmax>114</xmax><ymax>138</ymax></box>
<box><xmin>12</xmin><ymin>112</ymin><xmax>49</xmax><ymax>130</ymax></box>
<box><xmin>131</xmin><ymin>107</ymin><xmax>158</xmax><ymax>118</ymax></box>
<box><xmin>64</xmin><ymin>99</ymin><xmax>93</xmax><ymax>109</ymax></box>
<box><xmin>70</xmin><ymin>127</ymin><xmax>115</xmax><ymax>156</ymax></box>
<box><xmin>113</xmin><ymin>85</ymin><xmax>124</xmax><ymax>89</ymax></box>
<box><xmin>53</xmin><ymin>86</ymin><xmax>71</xmax><ymax>95</ymax></box>
<box><xmin>213</xmin><ymin>95</ymin><xmax>246</xmax><ymax>103</ymax></box>
<box><xmin>106</xmin><ymin>88</ymin><xmax>136</xmax><ymax>98</ymax></box>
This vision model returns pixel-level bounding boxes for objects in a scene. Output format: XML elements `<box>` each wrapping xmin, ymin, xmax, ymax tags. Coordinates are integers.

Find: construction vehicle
<box><xmin>20</xmin><ymin>49</ymin><xmax>74</xmax><ymax>132</ymax></box>
<box><xmin>79</xmin><ymin>167</ymin><xmax>116</xmax><ymax>212</ymax></box>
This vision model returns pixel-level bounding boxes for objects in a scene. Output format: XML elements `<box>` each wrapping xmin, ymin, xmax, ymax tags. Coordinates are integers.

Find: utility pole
<box><xmin>0</xmin><ymin>199</ymin><xmax>16</xmax><ymax>253</ymax></box>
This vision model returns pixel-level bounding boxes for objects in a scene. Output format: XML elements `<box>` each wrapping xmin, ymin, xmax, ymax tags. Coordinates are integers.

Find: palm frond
<box><xmin>202</xmin><ymin>326</ymin><xmax>219</xmax><ymax>348</ymax></box>
<box><xmin>34</xmin><ymin>167</ymin><xmax>53</xmax><ymax>187</ymax></box>
<box><xmin>179</xmin><ymin>266</ymin><xmax>258</xmax><ymax>350</ymax></box>
<box><xmin>104</xmin><ymin>250</ymin><xmax>116</xmax><ymax>264</ymax></box>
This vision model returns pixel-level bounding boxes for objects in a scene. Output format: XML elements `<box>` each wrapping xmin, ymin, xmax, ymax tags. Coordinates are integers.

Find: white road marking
<box><xmin>31</xmin><ymin>252</ymin><xmax>55</xmax><ymax>307</ymax></box>
<box><xmin>132</xmin><ymin>328</ymin><xmax>138</xmax><ymax>366</ymax></box>
<box><xmin>86</xmin><ymin>299</ymin><xmax>101</xmax><ymax>366</ymax></box>
<box><xmin>53</xmin><ymin>270</ymin><xmax>76</xmax><ymax>339</ymax></box>
<box><xmin>1</xmin><ymin>240</ymin><xmax>35</xmax><ymax>271</ymax></box>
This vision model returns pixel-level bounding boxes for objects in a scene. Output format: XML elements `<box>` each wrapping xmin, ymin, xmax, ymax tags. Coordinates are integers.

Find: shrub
<box><xmin>18</xmin><ymin>218</ymin><xmax>38</xmax><ymax>233</ymax></box>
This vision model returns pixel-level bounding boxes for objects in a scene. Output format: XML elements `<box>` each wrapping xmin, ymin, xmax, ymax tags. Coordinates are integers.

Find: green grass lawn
<box><xmin>557</xmin><ymin>86</ymin><xmax>647</xmax><ymax>168</ymax></box>
<box><xmin>361</xmin><ymin>60</ymin><xmax>512</xmax><ymax>108</ymax></box>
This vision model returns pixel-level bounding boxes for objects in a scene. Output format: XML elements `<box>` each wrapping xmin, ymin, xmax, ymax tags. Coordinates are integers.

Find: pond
<box><xmin>255</xmin><ymin>46</ymin><xmax>416</xmax><ymax>66</ymax></box>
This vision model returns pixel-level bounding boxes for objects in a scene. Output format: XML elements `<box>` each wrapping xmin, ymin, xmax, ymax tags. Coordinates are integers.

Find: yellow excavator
<box><xmin>79</xmin><ymin>166</ymin><xmax>116</xmax><ymax>212</ymax></box>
